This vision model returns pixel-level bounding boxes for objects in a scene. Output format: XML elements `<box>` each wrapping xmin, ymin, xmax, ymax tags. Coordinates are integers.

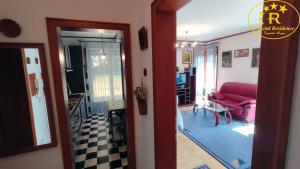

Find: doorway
<box><xmin>152</xmin><ymin>0</ymin><xmax>299</xmax><ymax>169</ymax></box>
<box><xmin>46</xmin><ymin>18</ymin><xmax>136</xmax><ymax>169</ymax></box>
<box><xmin>175</xmin><ymin>2</ymin><xmax>262</xmax><ymax>168</ymax></box>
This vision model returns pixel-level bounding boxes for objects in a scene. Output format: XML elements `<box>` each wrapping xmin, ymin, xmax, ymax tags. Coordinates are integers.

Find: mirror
<box><xmin>0</xmin><ymin>43</ymin><xmax>56</xmax><ymax>157</ymax></box>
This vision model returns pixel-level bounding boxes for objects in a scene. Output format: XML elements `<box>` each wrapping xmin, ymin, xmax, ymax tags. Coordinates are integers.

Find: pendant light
<box><xmin>100</xmin><ymin>33</ymin><xmax>106</xmax><ymax>60</ymax></box>
<box><xmin>175</xmin><ymin>30</ymin><xmax>198</xmax><ymax>49</ymax></box>
<box><xmin>184</xmin><ymin>31</ymin><xmax>191</xmax><ymax>50</ymax></box>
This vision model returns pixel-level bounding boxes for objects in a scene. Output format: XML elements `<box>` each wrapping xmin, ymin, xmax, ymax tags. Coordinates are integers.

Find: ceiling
<box><xmin>60</xmin><ymin>29</ymin><xmax>122</xmax><ymax>45</ymax></box>
<box><xmin>176</xmin><ymin>0</ymin><xmax>263</xmax><ymax>41</ymax></box>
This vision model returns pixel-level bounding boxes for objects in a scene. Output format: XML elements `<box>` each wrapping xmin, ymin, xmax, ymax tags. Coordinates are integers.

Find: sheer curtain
<box><xmin>83</xmin><ymin>42</ymin><xmax>123</xmax><ymax>114</ymax></box>
<box><xmin>206</xmin><ymin>47</ymin><xmax>218</xmax><ymax>93</ymax></box>
<box><xmin>193</xmin><ymin>45</ymin><xmax>218</xmax><ymax>103</ymax></box>
<box><xmin>193</xmin><ymin>46</ymin><xmax>205</xmax><ymax>103</ymax></box>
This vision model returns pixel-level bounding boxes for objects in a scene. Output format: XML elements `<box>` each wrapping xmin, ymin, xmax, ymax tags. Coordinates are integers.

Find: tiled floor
<box><xmin>74</xmin><ymin>115</ymin><xmax>128</xmax><ymax>169</ymax></box>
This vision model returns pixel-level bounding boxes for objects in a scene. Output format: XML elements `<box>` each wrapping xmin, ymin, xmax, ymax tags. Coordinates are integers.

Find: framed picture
<box><xmin>252</xmin><ymin>48</ymin><xmax>260</xmax><ymax>67</ymax></box>
<box><xmin>222</xmin><ymin>51</ymin><xmax>232</xmax><ymax>67</ymax></box>
<box><xmin>182</xmin><ymin>50</ymin><xmax>193</xmax><ymax>64</ymax></box>
<box><xmin>234</xmin><ymin>48</ymin><xmax>249</xmax><ymax>57</ymax></box>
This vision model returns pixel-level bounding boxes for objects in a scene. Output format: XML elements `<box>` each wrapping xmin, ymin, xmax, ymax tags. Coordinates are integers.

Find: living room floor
<box><xmin>177</xmin><ymin>131</ymin><xmax>226</xmax><ymax>169</ymax></box>
<box><xmin>177</xmin><ymin>106</ymin><xmax>226</xmax><ymax>169</ymax></box>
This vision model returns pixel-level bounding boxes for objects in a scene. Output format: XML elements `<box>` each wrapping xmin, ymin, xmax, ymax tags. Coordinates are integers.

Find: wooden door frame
<box><xmin>0</xmin><ymin>43</ymin><xmax>57</xmax><ymax>156</ymax></box>
<box><xmin>46</xmin><ymin>18</ymin><xmax>136</xmax><ymax>169</ymax></box>
<box><xmin>152</xmin><ymin>0</ymin><xmax>300</xmax><ymax>169</ymax></box>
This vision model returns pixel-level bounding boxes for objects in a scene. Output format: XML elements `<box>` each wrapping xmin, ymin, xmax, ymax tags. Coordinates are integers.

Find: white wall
<box><xmin>131</xmin><ymin>0</ymin><xmax>155</xmax><ymax>168</ymax></box>
<box><xmin>216</xmin><ymin>31</ymin><xmax>261</xmax><ymax>89</ymax></box>
<box><xmin>285</xmin><ymin>33</ymin><xmax>300</xmax><ymax>169</ymax></box>
<box><xmin>0</xmin><ymin>0</ymin><xmax>155</xmax><ymax>168</ymax></box>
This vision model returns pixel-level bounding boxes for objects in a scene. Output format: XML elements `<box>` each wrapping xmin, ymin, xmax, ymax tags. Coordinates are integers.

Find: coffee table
<box><xmin>193</xmin><ymin>101</ymin><xmax>232</xmax><ymax>126</ymax></box>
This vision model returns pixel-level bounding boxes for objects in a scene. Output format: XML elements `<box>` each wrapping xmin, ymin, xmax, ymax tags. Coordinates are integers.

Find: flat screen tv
<box><xmin>176</xmin><ymin>72</ymin><xmax>187</xmax><ymax>86</ymax></box>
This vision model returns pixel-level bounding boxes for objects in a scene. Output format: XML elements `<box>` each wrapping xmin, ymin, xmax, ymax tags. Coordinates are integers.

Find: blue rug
<box><xmin>180</xmin><ymin>110</ymin><xmax>254</xmax><ymax>169</ymax></box>
<box><xmin>194</xmin><ymin>164</ymin><xmax>211</xmax><ymax>169</ymax></box>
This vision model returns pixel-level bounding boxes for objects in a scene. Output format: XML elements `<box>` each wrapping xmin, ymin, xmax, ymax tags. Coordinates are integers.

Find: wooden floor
<box><xmin>177</xmin><ymin>131</ymin><xmax>227</xmax><ymax>169</ymax></box>
<box><xmin>177</xmin><ymin>106</ymin><xmax>226</xmax><ymax>169</ymax></box>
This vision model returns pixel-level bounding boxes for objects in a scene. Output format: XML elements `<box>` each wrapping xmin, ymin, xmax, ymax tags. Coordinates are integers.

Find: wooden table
<box><xmin>108</xmin><ymin>100</ymin><xmax>125</xmax><ymax>112</ymax></box>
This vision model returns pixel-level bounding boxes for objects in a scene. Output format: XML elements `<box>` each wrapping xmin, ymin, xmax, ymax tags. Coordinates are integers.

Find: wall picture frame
<box><xmin>252</xmin><ymin>48</ymin><xmax>260</xmax><ymax>67</ymax></box>
<box><xmin>222</xmin><ymin>51</ymin><xmax>232</xmax><ymax>67</ymax></box>
<box><xmin>182</xmin><ymin>50</ymin><xmax>193</xmax><ymax>64</ymax></box>
<box><xmin>234</xmin><ymin>48</ymin><xmax>249</xmax><ymax>57</ymax></box>
<box><xmin>138</xmin><ymin>26</ymin><xmax>148</xmax><ymax>50</ymax></box>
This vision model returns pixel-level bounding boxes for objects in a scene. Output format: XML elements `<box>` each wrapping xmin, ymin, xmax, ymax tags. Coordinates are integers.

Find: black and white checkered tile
<box><xmin>74</xmin><ymin>115</ymin><xmax>128</xmax><ymax>169</ymax></box>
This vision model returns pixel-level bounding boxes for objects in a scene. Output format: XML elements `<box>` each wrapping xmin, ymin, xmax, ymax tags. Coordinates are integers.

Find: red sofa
<box><xmin>208</xmin><ymin>82</ymin><xmax>257</xmax><ymax>122</ymax></box>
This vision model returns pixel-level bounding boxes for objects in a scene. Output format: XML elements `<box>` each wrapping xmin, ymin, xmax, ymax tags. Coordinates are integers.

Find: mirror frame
<box><xmin>0</xmin><ymin>42</ymin><xmax>57</xmax><ymax>157</ymax></box>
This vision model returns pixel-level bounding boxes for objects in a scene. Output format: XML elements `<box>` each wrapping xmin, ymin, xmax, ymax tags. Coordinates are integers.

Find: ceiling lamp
<box><xmin>183</xmin><ymin>31</ymin><xmax>190</xmax><ymax>49</ymax></box>
<box><xmin>100</xmin><ymin>33</ymin><xmax>106</xmax><ymax>60</ymax></box>
<box><xmin>100</xmin><ymin>51</ymin><xmax>106</xmax><ymax>60</ymax></box>
<box><xmin>192</xmin><ymin>41</ymin><xmax>198</xmax><ymax>47</ymax></box>
<box><xmin>175</xmin><ymin>31</ymin><xmax>198</xmax><ymax>49</ymax></box>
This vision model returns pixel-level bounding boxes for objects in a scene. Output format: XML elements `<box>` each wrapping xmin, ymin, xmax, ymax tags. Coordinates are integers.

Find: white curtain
<box><xmin>83</xmin><ymin>42</ymin><xmax>123</xmax><ymax>114</ymax></box>
<box><xmin>193</xmin><ymin>45</ymin><xmax>218</xmax><ymax>103</ymax></box>
<box><xmin>206</xmin><ymin>47</ymin><xmax>217</xmax><ymax>93</ymax></box>
<box><xmin>193</xmin><ymin>46</ymin><xmax>205</xmax><ymax>103</ymax></box>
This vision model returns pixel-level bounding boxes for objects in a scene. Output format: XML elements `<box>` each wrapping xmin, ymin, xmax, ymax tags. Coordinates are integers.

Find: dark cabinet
<box><xmin>66</xmin><ymin>46</ymin><xmax>85</xmax><ymax>93</ymax></box>
<box><xmin>176</xmin><ymin>87</ymin><xmax>191</xmax><ymax>105</ymax></box>
<box><xmin>176</xmin><ymin>67</ymin><xmax>196</xmax><ymax>106</ymax></box>
<box><xmin>70</xmin><ymin>107</ymin><xmax>81</xmax><ymax>151</ymax></box>
<box><xmin>69</xmin><ymin>94</ymin><xmax>86</xmax><ymax>152</ymax></box>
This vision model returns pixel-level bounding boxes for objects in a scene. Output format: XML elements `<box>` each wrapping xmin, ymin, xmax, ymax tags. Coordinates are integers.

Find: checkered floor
<box><xmin>74</xmin><ymin>115</ymin><xmax>128</xmax><ymax>169</ymax></box>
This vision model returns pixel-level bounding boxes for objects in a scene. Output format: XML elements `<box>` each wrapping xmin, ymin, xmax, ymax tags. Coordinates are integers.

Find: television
<box><xmin>176</xmin><ymin>72</ymin><xmax>187</xmax><ymax>86</ymax></box>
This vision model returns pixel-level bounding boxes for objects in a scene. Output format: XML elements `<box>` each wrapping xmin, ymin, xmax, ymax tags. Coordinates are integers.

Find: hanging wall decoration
<box><xmin>182</xmin><ymin>50</ymin><xmax>193</xmax><ymax>64</ymax></box>
<box><xmin>134</xmin><ymin>80</ymin><xmax>147</xmax><ymax>115</ymax></box>
<box><xmin>251</xmin><ymin>48</ymin><xmax>260</xmax><ymax>67</ymax></box>
<box><xmin>0</xmin><ymin>19</ymin><xmax>21</xmax><ymax>38</ymax></box>
<box><xmin>234</xmin><ymin>48</ymin><xmax>249</xmax><ymax>57</ymax></box>
<box><xmin>138</xmin><ymin>27</ymin><xmax>148</xmax><ymax>50</ymax></box>
<box><xmin>222</xmin><ymin>51</ymin><xmax>232</xmax><ymax>67</ymax></box>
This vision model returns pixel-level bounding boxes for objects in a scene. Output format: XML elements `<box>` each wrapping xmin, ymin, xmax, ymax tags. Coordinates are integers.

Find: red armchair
<box><xmin>208</xmin><ymin>82</ymin><xmax>257</xmax><ymax>122</ymax></box>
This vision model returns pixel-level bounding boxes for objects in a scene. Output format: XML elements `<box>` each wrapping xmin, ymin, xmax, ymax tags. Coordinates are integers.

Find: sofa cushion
<box><xmin>220</xmin><ymin>82</ymin><xmax>257</xmax><ymax>99</ymax></box>
<box><xmin>222</xmin><ymin>93</ymin><xmax>254</xmax><ymax>103</ymax></box>
<box><xmin>221</xmin><ymin>99</ymin><xmax>239</xmax><ymax>105</ymax></box>
<box><xmin>214</xmin><ymin>92</ymin><xmax>224</xmax><ymax>100</ymax></box>
<box><xmin>239</xmin><ymin>99</ymin><xmax>256</xmax><ymax>106</ymax></box>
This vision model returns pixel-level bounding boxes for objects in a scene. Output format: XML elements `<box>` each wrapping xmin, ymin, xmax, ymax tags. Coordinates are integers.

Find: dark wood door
<box><xmin>0</xmin><ymin>48</ymin><xmax>34</xmax><ymax>156</ymax></box>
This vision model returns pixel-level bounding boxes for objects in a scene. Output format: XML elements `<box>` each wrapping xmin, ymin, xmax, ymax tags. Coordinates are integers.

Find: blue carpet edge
<box><xmin>194</xmin><ymin>164</ymin><xmax>211</xmax><ymax>169</ymax></box>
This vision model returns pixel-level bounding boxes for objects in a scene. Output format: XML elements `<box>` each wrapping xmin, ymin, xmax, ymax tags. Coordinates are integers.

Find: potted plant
<box><xmin>134</xmin><ymin>82</ymin><xmax>147</xmax><ymax>115</ymax></box>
